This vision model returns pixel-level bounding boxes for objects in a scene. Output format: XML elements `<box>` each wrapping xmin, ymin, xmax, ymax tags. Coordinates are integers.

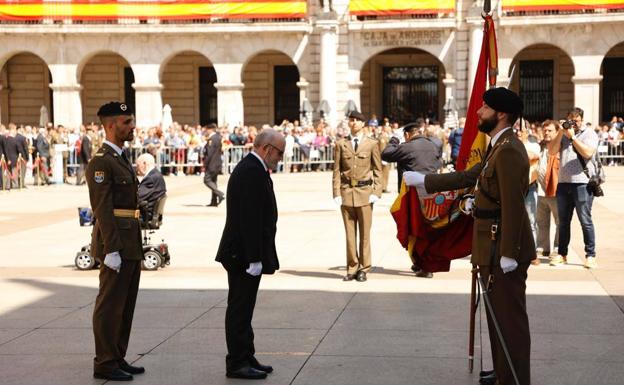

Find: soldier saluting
<box><xmin>86</xmin><ymin>102</ymin><xmax>145</xmax><ymax>381</ymax></box>
<box><xmin>404</xmin><ymin>88</ymin><xmax>534</xmax><ymax>385</ymax></box>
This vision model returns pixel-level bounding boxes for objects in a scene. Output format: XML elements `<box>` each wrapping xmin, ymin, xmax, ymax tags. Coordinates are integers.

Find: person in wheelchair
<box><xmin>136</xmin><ymin>153</ymin><xmax>167</xmax><ymax>222</ymax></box>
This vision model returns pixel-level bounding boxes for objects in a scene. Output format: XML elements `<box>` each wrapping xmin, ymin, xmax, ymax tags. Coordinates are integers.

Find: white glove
<box><xmin>333</xmin><ymin>196</ymin><xmax>343</xmax><ymax>206</ymax></box>
<box><xmin>392</xmin><ymin>131</ymin><xmax>404</xmax><ymax>141</ymax></box>
<box><xmin>104</xmin><ymin>251</ymin><xmax>122</xmax><ymax>273</ymax></box>
<box><xmin>368</xmin><ymin>195</ymin><xmax>379</xmax><ymax>204</ymax></box>
<box><xmin>246</xmin><ymin>262</ymin><xmax>263</xmax><ymax>276</ymax></box>
<box><xmin>460</xmin><ymin>196</ymin><xmax>475</xmax><ymax>215</ymax></box>
<box><xmin>500</xmin><ymin>256</ymin><xmax>518</xmax><ymax>274</ymax></box>
<box><xmin>403</xmin><ymin>171</ymin><xmax>425</xmax><ymax>187</ymax></box>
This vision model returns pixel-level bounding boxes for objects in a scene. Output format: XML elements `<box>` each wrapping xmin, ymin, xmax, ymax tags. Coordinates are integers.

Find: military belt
<box><xmin>113</xmin><ymin>209</ymin><xmax>140</xmax><ymax>219</ymax></box>
<box><xmin>473</xmin><ymin>208</ymin><xmax>501</xmax><ymax>219</ymax></box>
<box><xmin>350</xmin><ymin>179</ymin><xmax>373</xmax><ymax>187</ymax></box>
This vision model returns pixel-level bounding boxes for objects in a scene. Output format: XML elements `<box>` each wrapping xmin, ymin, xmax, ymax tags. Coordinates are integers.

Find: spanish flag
<box><xmin>390</xmin><ymin>15</ymin><xmax>497</xmax><ymax>272</ymax></box>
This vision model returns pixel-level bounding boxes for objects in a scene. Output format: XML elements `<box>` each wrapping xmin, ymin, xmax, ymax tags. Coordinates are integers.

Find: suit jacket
<box><xmin>381</xmin><ymin>135</ymin><xmax>442</xmax><ymax>183</ymax></box>
<box><xmin>79</xmin><ymin>134</ymin><xmax>92</xmax><ymax>164</ymax></box>
<box><xmin>424</xmin><ymin>129</ymin><xmax>535</xmax><ymax>266</ymax></box>
<box><xmin>16</xmin><ymin>134</ymin><xmax>28</xmax><ymax>160</ymax></box>
<box><xmin>203</xmin><ymin>132</ymin><xmax>223</xmax><ymax>175</ymax></box>
<box><xmin>36</xmin><ymin>133</ymin><xmax>50</xmax><ymax>158</ymax></box>
<box><xmin>3</xmin><ymin>136</ymin><xmax>19</xmax><ymax>166</ymax></box>
<box><xmin>332</xmin><ymin>136</ymin><xmax>382</xmax><ymax>207</ymax></box>
<box><xmin>215</xmin><ymin>154</ymin><xmax>279</xmax><ymax>274</ymax></box>
<box><xmin>138</xmin><ymin>167</ymin><xmax>167</xmax><ymax>219</ymax></box>
<box><xmin>86</xmin><ymin>143</ymin><xmax>143</xmax><ymax>261</ymax></box>
<box><xmin>0</xmin><ymin>135</ymin><xmax>5</xmax><ymax>162</ymax></box>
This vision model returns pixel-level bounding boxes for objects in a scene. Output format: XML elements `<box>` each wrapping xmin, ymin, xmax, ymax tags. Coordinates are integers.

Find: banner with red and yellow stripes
<box><xmin>349</xmin><ymin>0</ymin><xmax>456</xmax><ymax>16</ymax></box>
<box><xmin>0</xmin><ymin>0</ymin><xmax>307</xmax><ymax>21</ymax></box>
<box><xmin>502</xmin><ymin>0</ymin><xmax>624</xmax><ymax>12</ymax></box>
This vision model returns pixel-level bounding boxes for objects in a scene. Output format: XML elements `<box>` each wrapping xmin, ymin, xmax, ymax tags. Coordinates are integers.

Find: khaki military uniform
<box><xmin>377</xmin><ymin>132</ymin><xmax>391</xmax><ymax>192</ymax></box>
<box><xmin>86</xmin><ymin>143</ymin><xmax>143</xmax><ymax>373</ymax></box>
<box><xmin>425</xmin><ymin>128</ymin><xmax>534</xmax><ymax>385</ymax></box>
<box><xmin>332</xmin><ymin>136</ymin><xmax>382</xmax><ymax>275</ymax></box>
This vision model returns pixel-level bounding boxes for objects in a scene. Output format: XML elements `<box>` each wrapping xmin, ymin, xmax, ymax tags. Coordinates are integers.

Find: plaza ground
<box><xmin>0</xmin><ymin>168</ymin><xmax>623</xmax><ymax>385</ymax></box>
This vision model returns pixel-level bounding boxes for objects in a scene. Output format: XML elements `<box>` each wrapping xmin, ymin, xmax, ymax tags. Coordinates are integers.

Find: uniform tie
<box><xmin>353</xmin><ymin>138</ymin><xmax>359</xmax><ymax>152</ymax></box>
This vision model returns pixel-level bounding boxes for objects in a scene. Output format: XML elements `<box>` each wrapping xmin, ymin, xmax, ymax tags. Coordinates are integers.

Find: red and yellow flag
<box><xmin>0</xmin><ymin>0</ymin><xmax>307</xmax><ymax>21</ymax></box>
<box><xmin>349</xmin><ymin>0</ymin><xmax>456</xmax><ymax>16</ymax></box>
<box><xmin>390</xmin><ymin>15</ymin><xmax>498</xmax><ymax>273</ymax></box>
<box><xmin>502</xmin><ymin>0</ymin><xmax>624</xmax><ymax>12</ymax></box>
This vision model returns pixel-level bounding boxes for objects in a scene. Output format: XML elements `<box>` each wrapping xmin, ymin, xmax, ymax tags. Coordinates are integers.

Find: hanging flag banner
<box><xmin>390</xmin><ymin>15</ymin><xmax>497</xmax><ymax>273</ymax></box>
<box><xmin>502</xmin><ymin>0</ymin><xmax>624</xmax><ymax>12</ymax></box>
<box><xmin>350</xmin><ymin>0</ymin><xmax>456</xmax><ymax>16</ymax></box>
<box><xmin>0</xmin><ymin>0</ymin><xmax>307</xmax><ymax>21</ymax></box>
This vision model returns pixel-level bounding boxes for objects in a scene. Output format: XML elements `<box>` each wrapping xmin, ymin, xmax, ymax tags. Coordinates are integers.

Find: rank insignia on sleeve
<box><xmin>94</xmin><ymin>171</ymin><xmax>105</xmax><ymax>184</ymax></box>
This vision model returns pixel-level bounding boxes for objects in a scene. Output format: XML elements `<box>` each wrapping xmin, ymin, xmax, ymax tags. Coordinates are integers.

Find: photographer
<box><xmin>548</xmin><ymin>107</ymin><xmax>599</xmax><ymax>269</ymax></box>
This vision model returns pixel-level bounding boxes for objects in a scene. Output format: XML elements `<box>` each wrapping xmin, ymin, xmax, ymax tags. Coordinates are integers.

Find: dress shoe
<box><xmin>356</xmin><ymin>271</ymin><xmax>367</xmax><ymax>282</ymax></box>
<box><xmin>250</xmin><ymin>357</ymin><xmax>273</xmax><ymax>374</ymax></box>
<box><xmin>343</xmin><ymin>274</ymin><xmax>356</xmax><ymax>281</ymax></box>
<box><xmin>415</xmin><ymin>270</ymin><xmax>433</xmax><ymax>278</ymax></box>
<box><xmin>93</xmin><ymin>368</ymin><xmax>133</xmax><ymax>381</ymax></box>
<box><xmin>479</xmin><ymin>369</ymin><xmax>496</xmax><ymax>385</ymax></box>
<box><xmin>226</xmin><ymin>366</ymin><xmax>267</xmax><ymax>379</ymax></box>
<box><xmin>410</xmin><ymin>264</ymin><xmax>420</xmax><ymax>273</ymax></box>
<box><xmin>216</xmin><ymin>194</ymin><xmax>225</xmax><ymax>207</ymax></box>
<box><xmin>119</xmin><ymin>362</ymin><xmax>145</xmax><ymax>374</ymax></box>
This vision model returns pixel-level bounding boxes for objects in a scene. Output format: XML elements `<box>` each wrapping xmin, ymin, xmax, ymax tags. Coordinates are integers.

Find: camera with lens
<box><xmin>587</xmin><ymin>177</ymin><xmax>604</xmax><ymax>197</ymax></box>
<box><xmin>562</xmin><ymin>120</ymin><xmax>577</xmax><ymax>130</ymax></box>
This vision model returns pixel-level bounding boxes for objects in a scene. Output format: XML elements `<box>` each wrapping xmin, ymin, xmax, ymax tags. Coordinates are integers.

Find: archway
<box><xmin>601</xmin><ymin>42</ymin><xmax>624</xmax><ymax>122</ymax></box>
<box><xmin>0</xmin><ymin>52</ymin><xmax>52</xmax><ymax>126</ymax></box>
<box><xmin>161</xmin><ymin>51</ymin><xmax>217</xmax><ymax>126</ymax></box>
<box><xmin>509</xmin><ymin>44</ymin><xmax>574</xmax><ymax>123</ymax></box>
<box><xmin>242</xmin><ymin>50</ymin><xmax>300</xmax><ymax>126</ymax></box>
<box><xmin>360</xmin><ymin>47</ymin><xmax>446</xmax><ymax>125</ymax></box>
<box><xmin>79</xmin><ymin>52</ymin><xmax>134</xmax><ymax>125</ymax></box>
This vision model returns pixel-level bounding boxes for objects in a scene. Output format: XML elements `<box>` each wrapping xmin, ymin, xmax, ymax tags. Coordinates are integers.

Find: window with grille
<box><xmin>519</xmin><ymin>60</ymin><xmax>553</xmax><ymax>122</ymax></box>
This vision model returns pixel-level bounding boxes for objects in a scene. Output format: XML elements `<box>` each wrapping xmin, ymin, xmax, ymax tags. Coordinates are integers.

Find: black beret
<box><xmin>347</xmin><ymin>110</ymin><xmax>366</xmax><ymax>122</ymax></box>
<box><xmin>97</xmin><ymin>101</ymin><xmax>134</xmax><ymax>117</ymax></box>
<box><xmin>482</xmin><ymin>87</ymin><xmax>523</xmax><ymax>115</ymax></box>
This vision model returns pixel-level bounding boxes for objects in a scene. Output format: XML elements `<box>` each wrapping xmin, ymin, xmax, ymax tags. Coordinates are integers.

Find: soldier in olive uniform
<box><xmin>333</xmin><ymin>110</ymin><xmax>382</xmax><ymax>282</ymax></box>
<box><xmin>86</xmin><ymin>102</ymin><xmax>146</xmax><ymax>381</ymax></box>
<box><xmin>405</xmin><ymin>88</ymin><xmax>534</xmax><ymax>385</ymax></box>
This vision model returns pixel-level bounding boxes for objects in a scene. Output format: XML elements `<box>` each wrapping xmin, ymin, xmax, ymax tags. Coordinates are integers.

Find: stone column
<box><xmin>133</xmin><ymin>83</ymin><xmax>163</xmax><ymax>128</ymax></box>
<box><xmin>49</xmin><ymin>63</ymin><xmax>82</xmax><ymax>128</ymax></box>
<box><xmin>215</xmin><ymin>82</ymin><xmax>245</xmax><ymax>128</ymax></box>
<box><xmin>347</xmin><ymin>80</ymin><xmax>363</xmax><ymax>113</ymax></box>
<box><xmin>318</xmin><ymin>19</ymin><xmax>339</xmax><ymax>127</ymax></box>
<box><xmin>467</xmin><ymin>23</ymin><xmax>484</xmax><ymax>98</ymax></box>
<box><xmin>50</xmin><ymin>84</ymin><xmax>83</xmax><ymax>128</ymax></box>
<box><xmin>130</xmin><ymin>64</ymin><xmax>163</xmax><ymax>128</ymax></box>
<box><xmin>572</xmin><ymin>75</ymin><xmax>603</xmax><ymax>126</ymax></box>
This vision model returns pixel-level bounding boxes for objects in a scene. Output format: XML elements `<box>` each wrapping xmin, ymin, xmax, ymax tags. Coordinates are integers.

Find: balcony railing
<box><xmin>501</xmin><ymin>0</ymin><xmax>624</xmax><ymax>17</ymax></box>
<box><xmin>349</xmin><ymin>0</ymin><xmax>456</xmax><ymax>21</ymax></box>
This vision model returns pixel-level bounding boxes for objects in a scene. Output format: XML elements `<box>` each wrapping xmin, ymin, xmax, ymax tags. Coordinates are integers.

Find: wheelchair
<box><xmin>74</xmin><ymin>195</ymin><xmax>171</xmax><ymax>271</ymax></box>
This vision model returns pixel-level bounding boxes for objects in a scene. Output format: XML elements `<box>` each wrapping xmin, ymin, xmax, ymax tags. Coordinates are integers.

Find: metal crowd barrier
<box><xmin>597</xmin><ymin>140</ymin><xmax>624</xmax><ymax>165</ymax></box>
<box><xmin>65</xmin><ymin>144</ymin><xmax>338</xmax><ymax>176</ymax></box>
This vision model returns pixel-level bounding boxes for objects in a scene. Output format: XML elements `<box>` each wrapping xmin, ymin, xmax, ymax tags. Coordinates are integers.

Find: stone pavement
<box><xmin>0</xmin><ymin>168</ymin><xmax>623</xmax><ymax>385</ymax></box>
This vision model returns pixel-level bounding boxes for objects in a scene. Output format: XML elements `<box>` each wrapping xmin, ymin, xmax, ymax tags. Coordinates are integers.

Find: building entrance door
<box><xmin>519</xmin><ymin>60</ymin><xmax>553</xmax><ymax>122</ymax></box>
<box><xmin>602</xmin><ymin>57</ymin><xmax>624</xmax><ymax>121</ymax></box>
<box><xmin>274</xmin><ymin>65</ymin><xmax>299</xmax><ymax>125</ymax></box>
<box><xmin>199</xmin><ymin>67</ymin><xmax>218</xmax><ymax>125</ymax></box>
<box><xmin>382</xmin><ymin>66</ymin><xmax>438</xmax><ymax>124</ymax></box>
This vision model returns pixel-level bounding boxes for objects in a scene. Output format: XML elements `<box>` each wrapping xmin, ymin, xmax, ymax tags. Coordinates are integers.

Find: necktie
<box><xmin>353</xmin><ymin>138</ymin><xmax>359</xmax><ymax>152</ymax></box>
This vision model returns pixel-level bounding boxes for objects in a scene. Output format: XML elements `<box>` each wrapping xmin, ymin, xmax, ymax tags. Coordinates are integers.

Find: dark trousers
<box><xmin>203</xmin><ymin>172</ymin><xmax>224</xmax><ymax>205</ymax></box>
<box><xmin>480</xmin><ymin>263</ymin><xmax>531</xmax><ymax>385</ymax></box>
<box><xmin>225</xmin><ymin>270</ymin><xmax>261</xmax><ymax>372</ymax></box>
<box><xmin>556</xmin><ymin>183</ymin><xmax>595</xmax><ymax>258</ymax></box>
<box><xmin>76</xmin><ymin>163</ymin><xmax>87</xmax><ymax>185</ymax></box>
<box><xmin>93</xmin><ymin>259</ymin><xmax>141</xmax><ymax>372</ymax></box>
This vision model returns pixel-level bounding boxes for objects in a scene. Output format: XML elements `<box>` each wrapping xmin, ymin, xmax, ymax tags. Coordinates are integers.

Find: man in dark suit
<box><xmin>215</xmin><ymin>129</ymin><xmax>284</xmax><ymax>380</ymax></box>
<box><xmin>35</xmin><ymin>128</ymin><xmax>51</xmax><ymax>185</ymax></box>
<box><xmin>202</xmin><ymin>123</ymin><xmax>225</xmax><ymax>206</ymax></box>
<box><xmin>0</xmin><ymin>127</ymin><xmax>7</xmax><ymax>190</ymax></box>
<box><xmin>4</xmin><ymin>125</ymin><xmax>20</xmax><ymax>188</ymax></box>
<box><xmin>76</xmin><ymin>126</ymin><xmax>93</xmax><ymax>185</ymax></box>
<box><xmin>15</xmin><ymin>126</ymin><xmax>29</xmax><ymax>188</ymax></box>
<box><xmin>136</xmin><ymin>153</ymin><xmax>167</xmax><ymax>221</ymax></box>
<box><xmin>86</xmin><ymin>102</ymin><xmax>145</xmax><ymax>382</ymax></box>
<box><xmin>381</xmin><ymin>118</ymin><xmax>442</xmax><ymax>278</ymax></box>
<box><xmin>404</xmin><ymin>88</ymin><xmax>534</xmax><ymax>385</ymax></box>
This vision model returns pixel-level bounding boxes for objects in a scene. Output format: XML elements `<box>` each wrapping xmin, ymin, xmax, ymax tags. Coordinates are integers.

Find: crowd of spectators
<box><xmin>1</xmin><ymin>112</ymin><xmax>622</xmax><ymax>189</ymax></box>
